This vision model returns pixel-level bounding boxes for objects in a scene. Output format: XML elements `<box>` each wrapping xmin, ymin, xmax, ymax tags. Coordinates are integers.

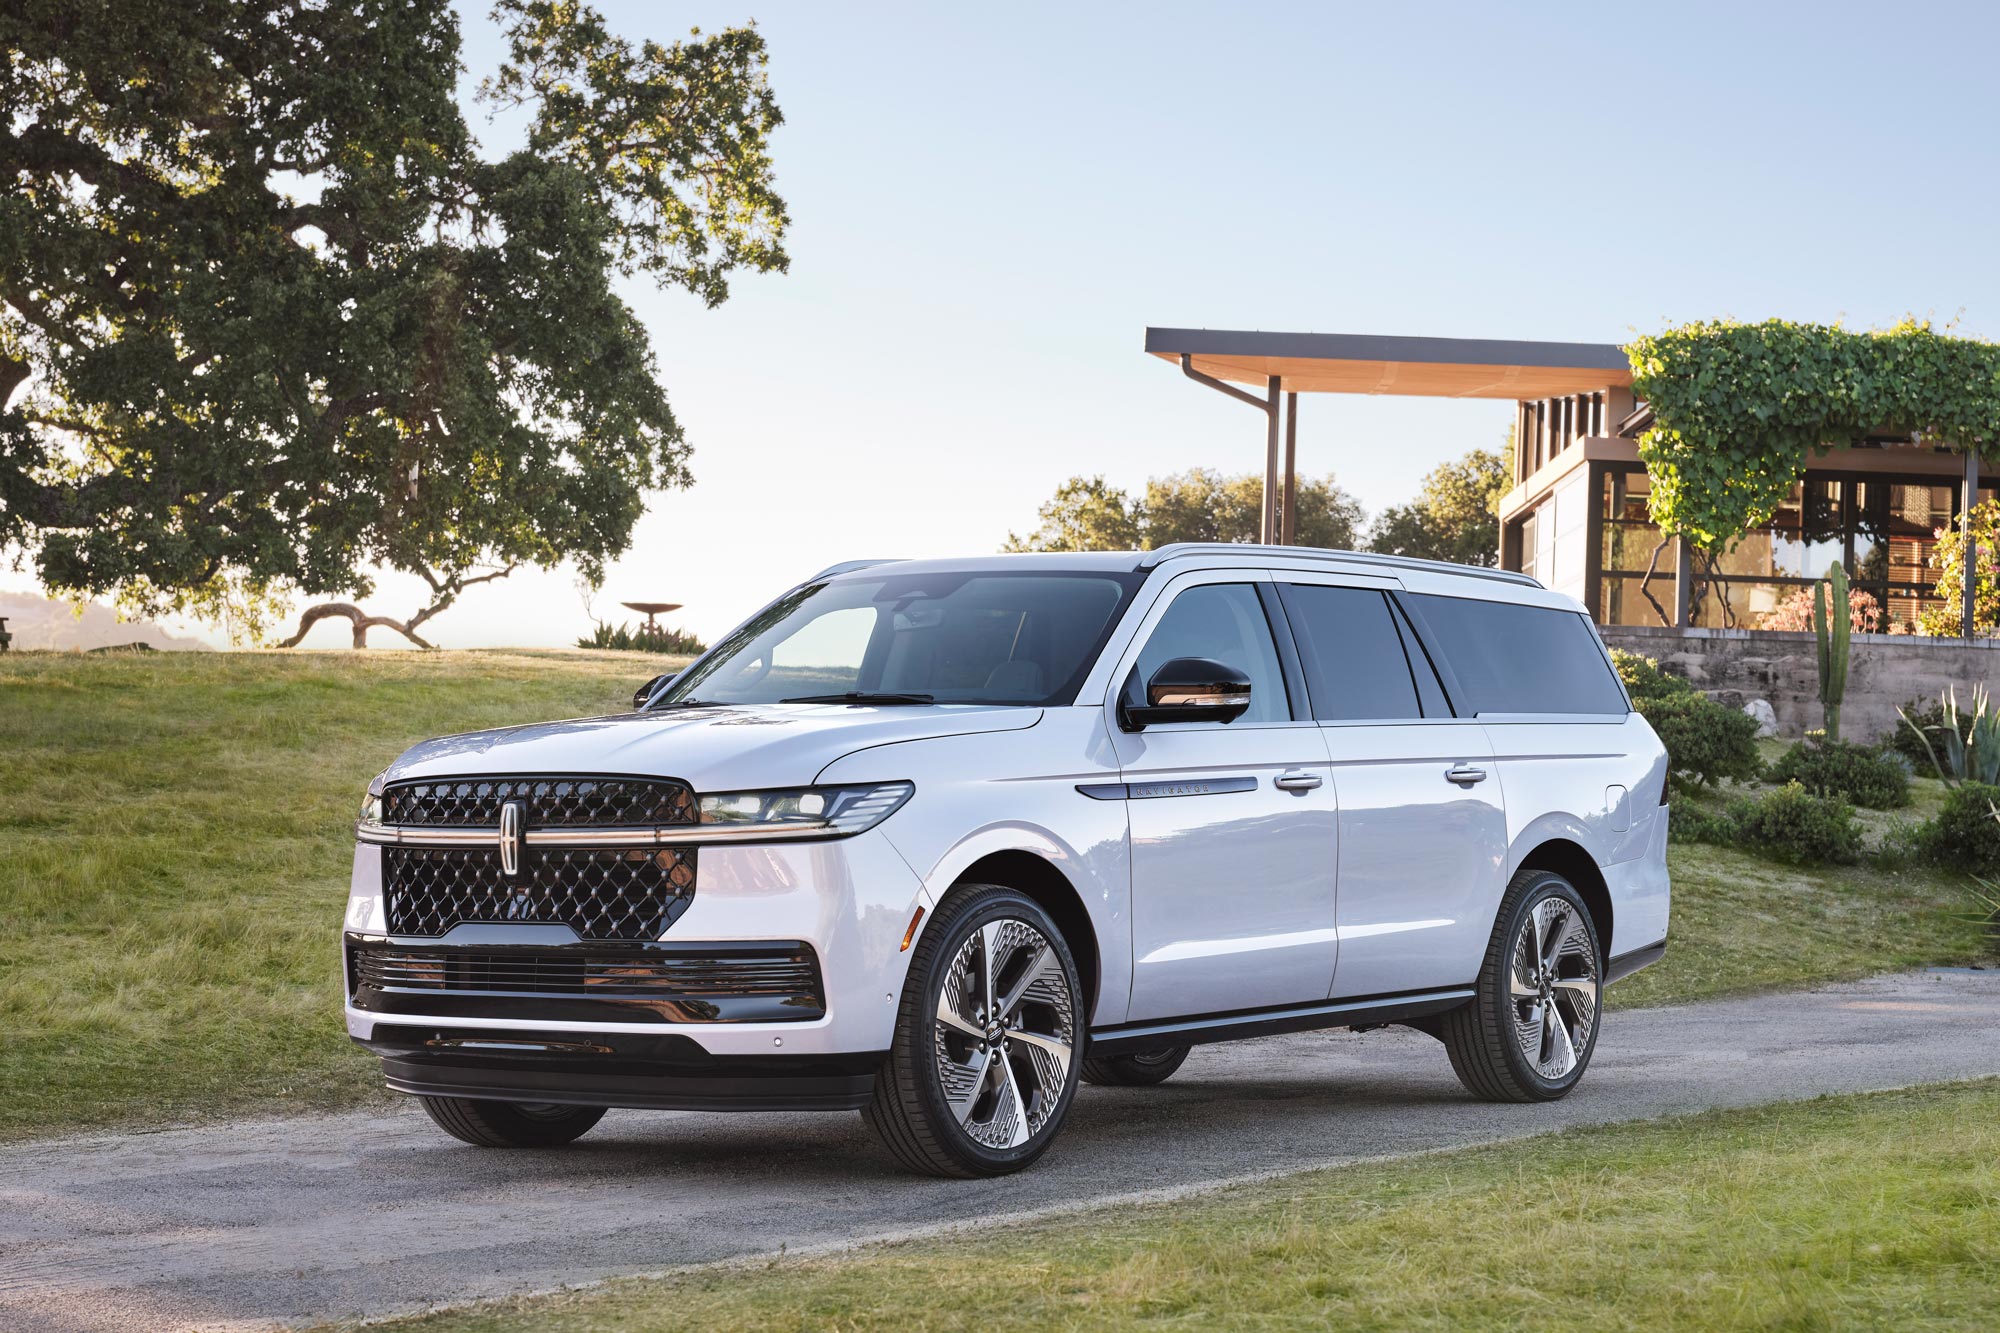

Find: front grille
<box><xmin>382</xmin><ymin>776</ymin><xmax>696</xmax><ymax>828</ymax></box>
<box><xmin>383</xmin><ymin>844</ymin><xmax>696</xmax><ymax>941</ymax></box>
<box><xmin>348</xmin><ymin>942</ymin><xmax>824</xmax><ymax>1022</ymax></box>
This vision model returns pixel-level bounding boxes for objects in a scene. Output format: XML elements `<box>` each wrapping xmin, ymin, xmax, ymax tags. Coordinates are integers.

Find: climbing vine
<box><xmin>1626</xmin><ymin>319</ymin><xmax>2000</xmax><ymax>551</ymax></box>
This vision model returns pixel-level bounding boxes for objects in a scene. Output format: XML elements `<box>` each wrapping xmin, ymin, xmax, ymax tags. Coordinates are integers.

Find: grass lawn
<box><xmin>0</xmin><ymin>652</ymin><xmax>1987</xmax><ymax>1141</ymax></box>
<box><xmin>0</xmin><ymin>648</ymin><xmax>686</xmax><ymax>1143</ymax></box>
<box><xmin>374</xmin><ymin>1078</ymin><xmax>2000</xmax><ymax>1332</ymax></box>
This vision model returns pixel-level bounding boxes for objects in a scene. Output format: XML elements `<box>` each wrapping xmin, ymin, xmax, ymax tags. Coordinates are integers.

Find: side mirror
<box><xmin>1120</xmin><ymin>657</ymin><xmax>1252</xmax><ymax>730</ymax></box>
<box><xmin>632</xmin><ymin>673</ymin><xmax>673</xmax><ymax>710</ymax></box>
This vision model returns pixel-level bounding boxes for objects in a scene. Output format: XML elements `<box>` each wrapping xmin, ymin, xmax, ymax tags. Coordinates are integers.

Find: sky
<box><xmin>16</xmin><ymin>0</ymin><xmax>2000</xmax><ymax>648</ymax></box>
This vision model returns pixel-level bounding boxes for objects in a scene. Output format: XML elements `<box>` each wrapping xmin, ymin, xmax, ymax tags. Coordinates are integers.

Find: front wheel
<box><xmin>863</xmin><ymin>884</ymin><xmax>1084</xmax><ymax>1177</ymax></box>
<box><xmin>419</xmin><ymin>1096</ymin><xmax>606</xmax><ymax>1147</ymax></box>
<box><xmin>1441</xmin><ymin>867</ymin><xmax>1602</xmax><ymax>1103</ymax></box>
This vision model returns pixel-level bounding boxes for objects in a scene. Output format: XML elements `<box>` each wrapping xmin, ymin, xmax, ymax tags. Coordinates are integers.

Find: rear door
<box><xmin>1107</xmin><ymin>573</ymin><xmax>1341</xmax><ymax>1022</ymax></box>
<box><xmin>1271</xmin><ymin>575</ymin><xmax>1510</xmax><ymax>999</ymax></box>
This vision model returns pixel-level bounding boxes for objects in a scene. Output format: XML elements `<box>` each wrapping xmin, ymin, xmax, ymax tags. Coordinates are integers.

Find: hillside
<box><xmin>0</xmin><ymin>590</ymin><xmax>210</xmax><ymax>651</ymax></box>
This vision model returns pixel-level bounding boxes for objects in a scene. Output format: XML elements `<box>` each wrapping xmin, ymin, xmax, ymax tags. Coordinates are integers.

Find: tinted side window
<box><xmin>1277</xmin><ymin>584</ymin><xmax>1421</xmax><ymax>721</ymax></box>
<box><xmin>1407</xmin><ymin>593</ymin><xmax>1627</xmax><ymax>716</ymax></box>
<box><xmin>1135</xmin><ymin>583</ymin><xmax>1290</xmax><ymax>724</ymax></box>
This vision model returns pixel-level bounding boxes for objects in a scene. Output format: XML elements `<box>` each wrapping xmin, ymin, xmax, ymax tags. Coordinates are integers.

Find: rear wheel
<box><xmin>1442</xmin><ymin>867</ymin><xmax>1602</xmax><ymax>1103</ymax></box>
<box><xmin>419</xmin><ymin>1096</ymin><xmax>606</xmax><ymax>1148</ymax></box>
<box><xmin>1082</xmin><ymin>1044</ymin><xmax>1190</xmax><ymax>1086</ymax></box>
<box><xmin>864</xmin><ymin>884</ymin><xmax>1083</xmax><ymax>1177</ymax></box>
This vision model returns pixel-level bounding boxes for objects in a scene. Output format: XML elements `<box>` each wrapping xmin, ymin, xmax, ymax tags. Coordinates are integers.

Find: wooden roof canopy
<box><xmin>1145</xmin><ymin>327</ymin><xmax>1632</xmax><ymax>399</ymax></box>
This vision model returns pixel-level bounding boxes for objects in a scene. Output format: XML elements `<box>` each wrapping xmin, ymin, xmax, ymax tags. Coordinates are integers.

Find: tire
<box><xmin>419</xmin><ymin>1096</ymin><xmax>607</xmax><ymax>1148</ymax></box>
<box><xmin>1441</xmin><ymin>866</ymin><xmax>1603</xmax><ymax>1103</ymax></box>
<box><xmin>1081</xmin><ymin>1044</ymin><xmax>1190</xmax><ymax>1087</ymax></box>
<box><xmin>863</xmin><ymin>883</ymin><xmax>1085</xmax><ymax>1177</ymax></box>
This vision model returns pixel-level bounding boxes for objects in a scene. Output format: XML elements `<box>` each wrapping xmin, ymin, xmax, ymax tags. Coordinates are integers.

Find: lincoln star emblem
<box><xmin>498</xmin><ymin>799</ymin><xmax>524</xmax><ymax>877</ymax></box>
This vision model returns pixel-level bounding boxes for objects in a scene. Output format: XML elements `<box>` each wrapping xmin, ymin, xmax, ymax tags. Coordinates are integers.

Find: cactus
<box><xmin>1812</xmin><ymin>562</ymin><xmax>1850</xmax><ymax>741</ymax></box>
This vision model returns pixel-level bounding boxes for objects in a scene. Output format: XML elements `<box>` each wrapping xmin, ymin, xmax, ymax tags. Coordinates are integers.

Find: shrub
<box><xmin>1890</xmin><ymin>695</ymin><xmax>1973</xmax><ymax>770</ymax></box>
<box><xmin>1755</xmin><ymin>584</ymin><xmax>1882</xmax><ymax>633</ymax></box>
<box><xmin>1916</xmin><ymin>782</ymin><xmax>2000</xmax><ymax>875</ymax></box>
<box><xmin>577</xmin><ymin>621</ymin><xmax>707</xmax><ymax>655</ymax></box>
<box><xmin>1766</xmin><ymin>739</ymin><xmax>1910</xmax><ymax>809</ymax></box>
<box><xmin>1610</xmin><ymin>648</ymin><xmax>1696</xmax><ymax>704</ymax></box>
<box><xmin>1639</xmin><ymin>690</ymin><xmax>1763</xmax><ymax>793</ymax></box>
<box><xmin>1726</xmin><ymin>782</ymin><xmax>1864</xmax><ymax>865</ymax></box>
<box><xmin>1669</xmin><ymin>803</ymin><xmax>1739</xmax><ymax>847</ymax></box>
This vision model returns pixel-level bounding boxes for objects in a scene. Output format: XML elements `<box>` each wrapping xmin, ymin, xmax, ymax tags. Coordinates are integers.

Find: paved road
<box><xmin>5</xmin><ymin>970</ymin><xmax>1999</xmax><ymax>1332</ymax></box>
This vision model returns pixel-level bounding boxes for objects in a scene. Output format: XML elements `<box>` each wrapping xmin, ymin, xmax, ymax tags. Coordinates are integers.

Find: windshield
<box><xmin>658</xmin><ymin>570</ymin><xmax>1144</xmax><ymax>707</ymax></box>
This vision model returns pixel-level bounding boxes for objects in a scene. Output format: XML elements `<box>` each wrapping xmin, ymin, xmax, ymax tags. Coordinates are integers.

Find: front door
<box><xmin>1272</xmin><ymin>577</ymin><xmax>1509</xmax><ymax>999</ymax></box>
<box><xmin>1109</xmin><ymin>576</ymin><xmax>1340</xmax><ymax>1022</ymax></box>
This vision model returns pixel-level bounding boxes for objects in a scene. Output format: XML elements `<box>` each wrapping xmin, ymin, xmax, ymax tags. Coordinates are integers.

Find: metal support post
<box><xmin>1281</xmin><ymin>391</ymin><xmax>1299</xmax><ymax>546</ymax></box>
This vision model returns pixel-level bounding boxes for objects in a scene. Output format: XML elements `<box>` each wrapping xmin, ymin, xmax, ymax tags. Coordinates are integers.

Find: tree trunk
<box><xmin>275</xmin><ymin>564</ymin><xmax>516</xmax><ymax>649</ymax></box>
<box><xmin>277</xmin><ymin>603</ymin><xmax>436</xmax><ymax>649</ymax></box>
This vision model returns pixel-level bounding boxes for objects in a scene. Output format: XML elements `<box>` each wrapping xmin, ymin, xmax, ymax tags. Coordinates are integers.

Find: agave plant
<box><xmin>1898</xmin><ymin>684</ymin><xmax>2000</xmax><ymax>787</ymax></box>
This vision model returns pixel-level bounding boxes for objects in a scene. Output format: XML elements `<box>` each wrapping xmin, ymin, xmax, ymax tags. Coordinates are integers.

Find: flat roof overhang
<box><xmin>1145</xmin><ymin>327</ymin><xmax>1632</xmax><ymax>399</ymax></box>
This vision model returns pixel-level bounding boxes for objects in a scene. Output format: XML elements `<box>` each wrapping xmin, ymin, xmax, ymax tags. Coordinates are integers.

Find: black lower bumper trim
<box><xmin>357</xmin><ymin>1024</ymin><xmax>884</xmax><ymax>1112</ymax></box>
<box><xmin>1606</xmin><ymin>938</ymin><xmax>1668</xmax><ymax>984</ymax></box>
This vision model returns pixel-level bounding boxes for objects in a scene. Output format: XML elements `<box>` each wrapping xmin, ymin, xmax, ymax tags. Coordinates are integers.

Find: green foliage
<box><xmin>1366</xmin><ymin>435</ymin><xmax>1513</xmax><ymax>568</ymax></box>
<box><xmin>1767</xmin><ymin>740</ymin><xmax>1910</xmax><ymax>810</ymax></box>
<box><xmin>1812</xmin><ymin>562</ymin><xmax>1850</xmax><ymax>739</ymax></box>
<box><xmin>1918</xmin><ymin>498</ymin><xmax>2000</xmax><ymax>637</ymax></box>
<box><xmin>1611</xmin><ymin>650</ymin><xmax>1760</xmax><ymax>793</ymax></box>
<box><xmin>1725</xmin><ymin>782</ymin><xmax>1864</xmax><ymax>866</ymax></box>
<box><xmin>1626</xmin><ymin>319</ymin><xmax>2000</xmax><ymax>550</ymax></box>
<box><xmin>0</xmin><ymin>0</ymin><xmax>788</xmax><ymax>642</ymax></box>
<box><xmin>1668</xmin><ymin>803</ymin><xmax>1740</xmax><ymax>847</ymax></box>
<box><xmin>1004</xmin><ymin>468</ymin><xmax>1364</xmax><ymax>553</ymax></box>
<box><xmin>1900</xmin><ymin>685</ymin><xmax>2000</xmax><ymax>787</ymax></box>
<box><xmin>577</xmin><ymin>621</ymin><xmax>706</xmax><ymax>655</ymax></box>
<box><xmin>1610</xmin><ymin>648</ymin><xmax>1697</xmax><ymax>704</ymax></box>
<box><xmin>1914</xmin><ymin>783</ymin><xmax>2000</xmax><ymax>875</ymax></box>
<box><xmin>1892</xmin><ymin>694</ymin><xmax>1978</xmax><ymax>769</ymax></box>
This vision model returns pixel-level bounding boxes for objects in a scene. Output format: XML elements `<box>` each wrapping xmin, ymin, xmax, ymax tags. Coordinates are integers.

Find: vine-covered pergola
<box><xmin>1628</xmin><ymin>319</ymin><xmax>1992</xmax><ymax>640</ymax></box>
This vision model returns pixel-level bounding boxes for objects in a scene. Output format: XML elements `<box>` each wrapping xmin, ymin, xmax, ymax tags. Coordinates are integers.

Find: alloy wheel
<box><xmin>931</xmin><ymin>917</ymin><xmax>1077</xmax><ymax>1149</ymax></box>
<box><xmin>1508</xmin><ymin>895</ymin><xmax>1599</xmax><ymax>1080</ymax></box>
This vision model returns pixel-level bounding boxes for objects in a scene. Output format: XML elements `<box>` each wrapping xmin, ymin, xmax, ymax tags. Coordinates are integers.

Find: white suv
<box><xmin>344</xmin><ymin>545</ymin><xmax>1670</xmax><ymax>1176</ymax></box>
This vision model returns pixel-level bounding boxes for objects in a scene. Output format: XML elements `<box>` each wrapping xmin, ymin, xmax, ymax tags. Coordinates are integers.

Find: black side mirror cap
<box><xmin>1119</xmin><ymin>657</ymin><xmax>1252</xmax><ymax>730</ymax></box>
<box><xmin>632</xmin><ymin>674</ymin><xmax>672</xmax><ymax>710</ymax></box>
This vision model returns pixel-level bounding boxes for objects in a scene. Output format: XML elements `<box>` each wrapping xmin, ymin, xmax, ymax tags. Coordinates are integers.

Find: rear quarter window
<box><xmin>1406</xmin><ymin>593</ymin><xmax>1627</xmax><ymax>716</ymax></box>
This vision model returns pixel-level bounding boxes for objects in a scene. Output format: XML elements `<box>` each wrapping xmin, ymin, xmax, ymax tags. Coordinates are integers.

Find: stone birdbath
<box><xmin>621</xmin><ymin>602</ymin><xmax>682</xmax><ymax>635</ymax></box>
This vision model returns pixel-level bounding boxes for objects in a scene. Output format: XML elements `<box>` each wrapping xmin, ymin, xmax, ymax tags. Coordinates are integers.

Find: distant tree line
<box><xmin>1005</xmin><ymin>434</ymin><xmax>1513</xmax><ymax>565</ymax></box>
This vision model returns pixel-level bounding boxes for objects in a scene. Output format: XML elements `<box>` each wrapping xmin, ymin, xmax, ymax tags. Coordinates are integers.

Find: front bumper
<box><xmin>357</xmin><ymin>1023</ymin><xmax>884</xmax><ymax>1111</ymax></box>
<box><xmin>343</xmin><ymin>829</ymin><xmax>930</xmax><ymax>1090</ymax></box>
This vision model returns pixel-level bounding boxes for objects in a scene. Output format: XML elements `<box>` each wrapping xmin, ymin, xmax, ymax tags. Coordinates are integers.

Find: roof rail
<box><xmin>806</xmin><ymin>558</ymin><xmax>905</xmax><ymax>582</ymax></box>
<box><xmin>1137</xmin><ymin>543</ymin><xmax>1542</xmax><ymax>588</ymax></box>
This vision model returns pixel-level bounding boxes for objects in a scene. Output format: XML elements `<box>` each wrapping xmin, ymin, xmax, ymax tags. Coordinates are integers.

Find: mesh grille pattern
<box><xmin>351</xmin><ymin>945</ymin><xmax>820</xmax><ymax>1002</ymax></box>
<box><xmin>382</xmin><ymin>777</ymin><xmax>696</xmax><ymax>828</ymax></box>
<box><xmin>383</xmin><ymin>845</ymin><xmax>697</xmax><ymax>941</ymax></box>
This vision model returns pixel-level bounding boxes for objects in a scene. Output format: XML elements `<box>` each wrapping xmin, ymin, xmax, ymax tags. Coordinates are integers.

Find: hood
<box><xmin>382</xmin><ymin>703</ymin><xmax>1041</xmax><ymax>794</ymax></box>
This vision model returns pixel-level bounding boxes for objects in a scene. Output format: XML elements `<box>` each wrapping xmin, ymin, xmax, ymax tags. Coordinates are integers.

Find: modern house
<box><xmin>1145</xmin><ymin>326</ymin><xmax>1992</xmax><ymax>637</ymax></box>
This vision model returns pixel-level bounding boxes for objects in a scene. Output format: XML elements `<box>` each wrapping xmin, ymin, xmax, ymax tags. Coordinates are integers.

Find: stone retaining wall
<box><xmin>1599</xmin><ymin>626</ymin><xmax>1999</xmax><ymax>742</ymax></box>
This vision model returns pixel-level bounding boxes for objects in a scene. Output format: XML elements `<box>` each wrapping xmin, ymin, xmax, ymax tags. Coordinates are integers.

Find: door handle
<box><xmin>1273</xmin><ymin>769</ymin><xmax>1323</xmax><ymax>792</ymax></box>
<box><xmin>1445</xmin><ymin>764</ymin><xmax>1488</xmax><ymax>785</ymax></box>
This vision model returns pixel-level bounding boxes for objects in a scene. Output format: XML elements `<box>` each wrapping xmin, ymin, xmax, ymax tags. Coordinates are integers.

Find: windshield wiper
<box><xmin>780</xmin><ymin>691</ymin><xmax>936</xmax><ymax>705</ymax></box>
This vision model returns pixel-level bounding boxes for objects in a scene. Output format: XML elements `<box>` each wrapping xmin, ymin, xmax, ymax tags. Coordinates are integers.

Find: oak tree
<box><xmin>0</xmin><ymin>0</ymin><xmax>787</xmax><ymax>645</ymax></box>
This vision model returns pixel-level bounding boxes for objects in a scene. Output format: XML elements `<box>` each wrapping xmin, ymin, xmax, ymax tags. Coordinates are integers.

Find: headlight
<box><xmin>359</xmin><ymin>772</ymin><xmax>387</xmax><ymax>826</ymax></box>
<box><xmin>698</xmin><ymin>782</ymin><xmax>913</xmax><ymax>838</ymax></box>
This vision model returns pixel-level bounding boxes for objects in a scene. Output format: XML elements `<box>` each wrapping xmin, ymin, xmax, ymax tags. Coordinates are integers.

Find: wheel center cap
<box><xmin>985</xmin><ymin>1022</ymin><xmax>1005</xmax><ymax>1043</ymax></box>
